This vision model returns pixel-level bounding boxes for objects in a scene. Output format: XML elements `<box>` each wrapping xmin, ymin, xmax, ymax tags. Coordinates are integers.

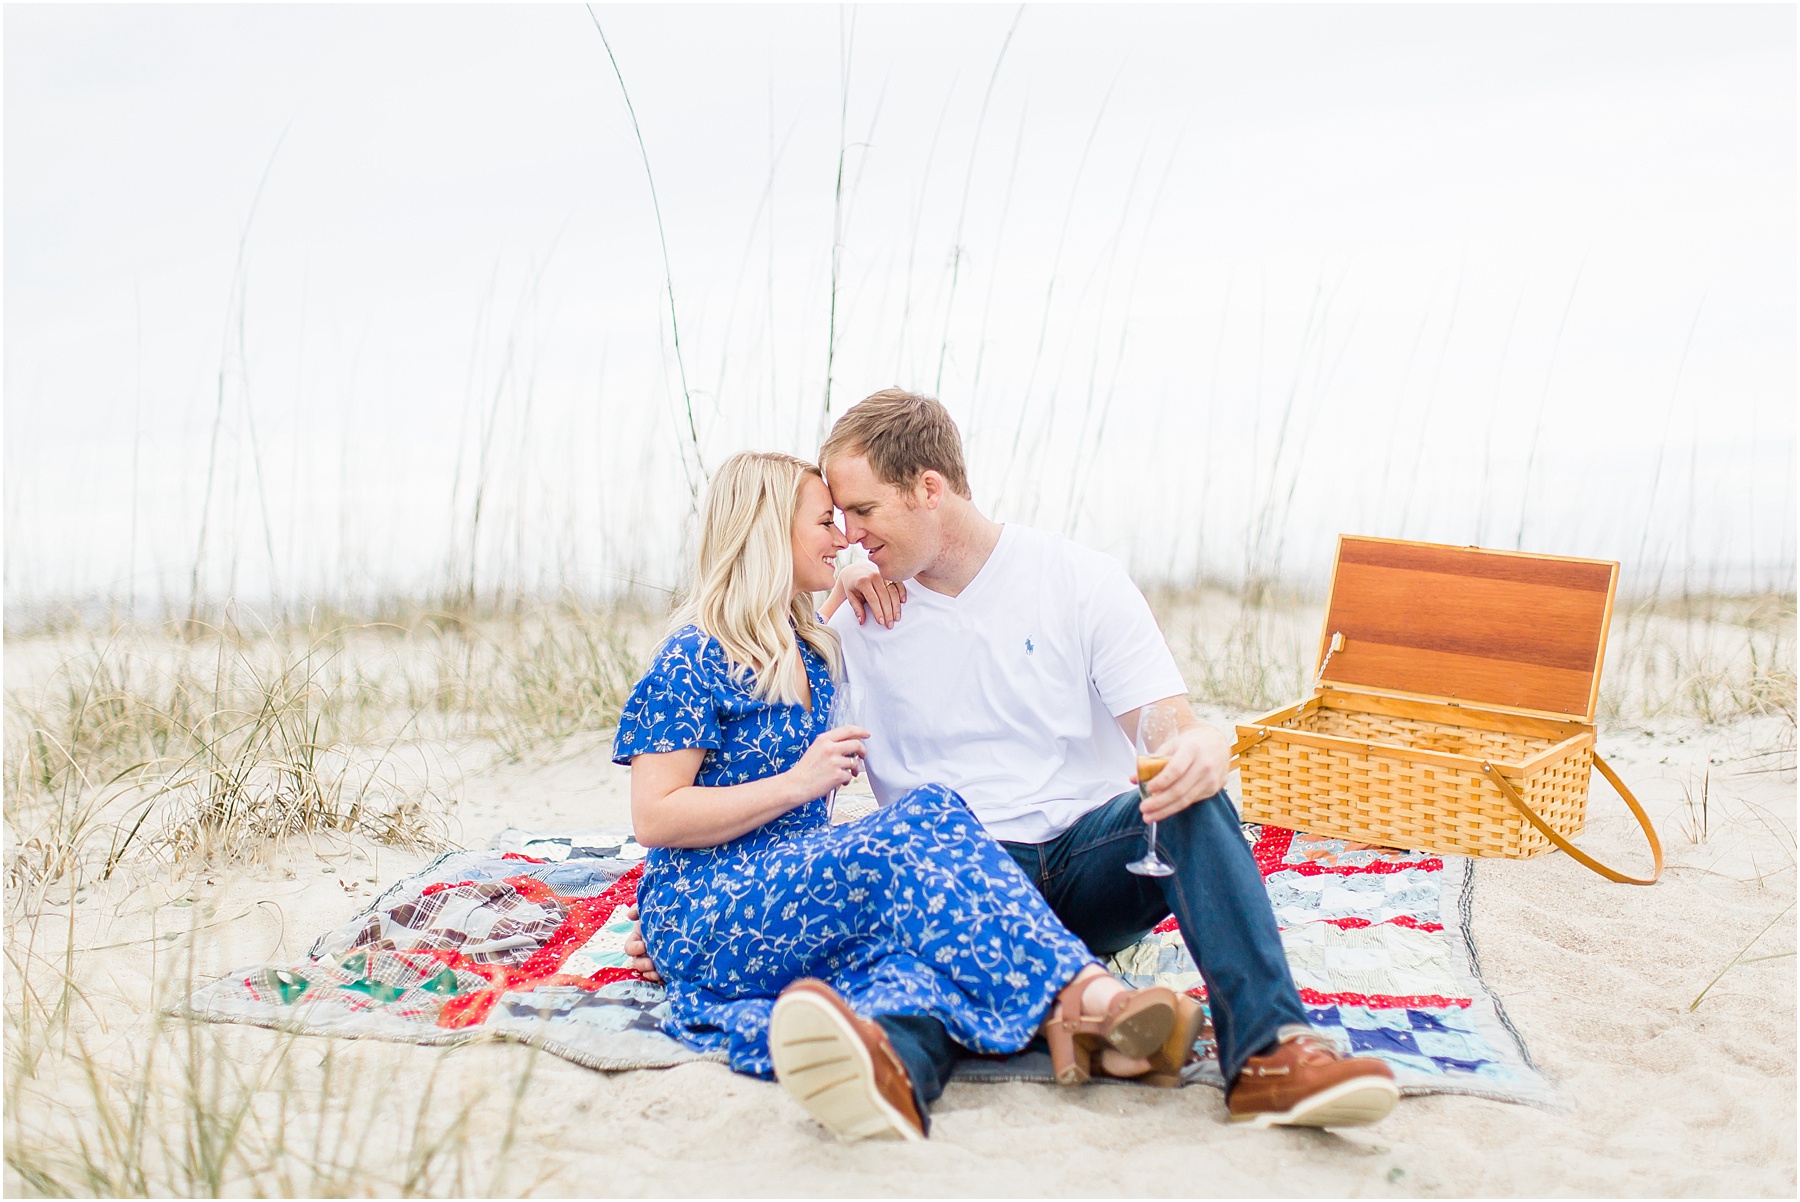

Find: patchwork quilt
<box><xmin>1101</xmin><ymin>824</ymin><xmax>1557</xmax><ymax>1105</ymax></box>
<box><xmin>182</xmin><ymin>824</ymin><xmax>1556</xmax><ymax>1105</ymax></box>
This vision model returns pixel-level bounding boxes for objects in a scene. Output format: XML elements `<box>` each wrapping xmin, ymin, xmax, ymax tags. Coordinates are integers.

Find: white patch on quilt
<box><xmin>1280</xmin><ymin>925</ymin><xmax>1462</xmax><ymax>998</ymax></box>
<box><xmin>1319</xmin><ymin>886</ymin><xmax>1388</xmax><ymax>912</ymax></box>
<box><xmin>560</xmin><ymin>913</ymin><xmax>638</xmax><ymax>977</ymax></box>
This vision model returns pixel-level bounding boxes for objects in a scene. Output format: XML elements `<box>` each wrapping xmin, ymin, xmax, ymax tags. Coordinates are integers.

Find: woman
<box><xmin>612</xmin><ymin>451</ymin><xmax>1180</xmax><ymax>1143</ymax></box>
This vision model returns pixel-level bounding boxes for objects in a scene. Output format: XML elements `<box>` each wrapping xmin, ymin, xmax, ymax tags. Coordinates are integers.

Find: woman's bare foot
<box><xmin>1074</xmin><ymin>964</ymin><xmax>1123</xmax><ymax>1015</ymax></box>
<box><xmin>1096</xmin><ymin>1047</ymin><xmax>1154</xmax><ymax>1076</ymax></box>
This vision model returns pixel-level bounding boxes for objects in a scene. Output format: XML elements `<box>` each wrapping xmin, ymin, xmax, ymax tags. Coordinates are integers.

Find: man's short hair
<box><xmin>820</xmin><ymin>388</ymin><xmax>972</xmax><ymax>500</ymax></box>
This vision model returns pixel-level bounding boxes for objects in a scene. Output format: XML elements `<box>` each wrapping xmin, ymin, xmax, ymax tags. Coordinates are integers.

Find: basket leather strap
<box><xmin>1228</xmin><ymin>731</ymin><xmax>1272</xmax><ymax>766</ymax></box>
<box><xmin>1478</xmin><ymin>753</ymin><xmax>1664</xmax><ymax>885</ymax></box>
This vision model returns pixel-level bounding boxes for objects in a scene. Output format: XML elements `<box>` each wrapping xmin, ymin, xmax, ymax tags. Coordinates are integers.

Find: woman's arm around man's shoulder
<box><xmin>821</xmin><ymin>557</ymin><xmax>909</xmax><ymax>629</ymax></box>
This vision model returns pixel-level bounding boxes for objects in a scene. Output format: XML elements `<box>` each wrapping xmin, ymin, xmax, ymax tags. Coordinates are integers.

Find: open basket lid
<box><xmin>1315</xmin><ymin>536</ymin><xmax>1620</xmax><ymax>723</ymax></box>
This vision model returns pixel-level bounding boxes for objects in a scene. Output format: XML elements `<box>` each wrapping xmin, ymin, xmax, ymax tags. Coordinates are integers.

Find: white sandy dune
<box><xmin>7</xmin><ymin>706</ymin><xmax>1794</xmax><ymax>1197</ymax></box>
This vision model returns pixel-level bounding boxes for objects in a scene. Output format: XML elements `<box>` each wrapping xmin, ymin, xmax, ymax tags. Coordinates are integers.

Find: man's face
<box><xmin>824</xmin><ymin>453</ymin><xmax>938</xmax><ymax>582</ymax></box>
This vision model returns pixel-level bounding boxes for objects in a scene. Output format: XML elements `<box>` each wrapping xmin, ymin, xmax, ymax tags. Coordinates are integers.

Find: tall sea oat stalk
<box><xmin>586</xmin><ymin>7</ymin><xmax>704</xmax><ymax>496</ymax></box>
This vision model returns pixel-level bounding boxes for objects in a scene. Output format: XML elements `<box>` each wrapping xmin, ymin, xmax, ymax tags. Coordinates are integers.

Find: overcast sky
<box><xmin>5</xmin><ymin>4</ymin><xmax>1794</xmax><ymax>608</ymax></box>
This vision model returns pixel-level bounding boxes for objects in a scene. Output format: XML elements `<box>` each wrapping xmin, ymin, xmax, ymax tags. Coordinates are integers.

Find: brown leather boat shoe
<box><xmin>769</xmin><ymin>979</ymin><xmax>926</xmax><ymax>1142</ymax></box>
<box><xmin>1227</xmin><ymin>1029</ymin><xmax>1399</xmax><ymax>1128</ymax></box>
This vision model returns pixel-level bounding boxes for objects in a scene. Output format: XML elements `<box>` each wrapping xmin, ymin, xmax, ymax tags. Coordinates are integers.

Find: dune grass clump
<box><xmin>3</xmin><ymin>595</ymin><xmax>659</xmax><ymax>895</ymax></box>
<box><xmin>2</xmin><ymin>597</ymin><xmax>651</xmax><ymax>1197</ymax></box>
<box><xmin>4</xmin><ymin>931</ymin><xmax>546</xmax><ymax>1196</ymax></box>
<box><xmin>1600</xmin><ymin>591</ymin><xmax>1797</xmax><ymax>729</ymax></box>
<box><xmin>390</xmin><ymin>592</ymin><xmax>652</xmax><ymax>761</ymax></box>
<box><xmin>1149</xmin><ymin>580</ymin><xmax>1319</xmax><ymax>714</ymax></box>
<box><xmin>4</xmin><ymin>622</ymin><xmax>441</xmax><ymax>891</ymax></box>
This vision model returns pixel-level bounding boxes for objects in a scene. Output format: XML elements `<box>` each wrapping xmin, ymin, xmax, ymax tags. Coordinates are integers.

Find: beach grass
<box><xmin>8</xmin><ymin>582</ymin><xmax>1789</xmax><ymax>892</ymax></box>
<box><xmin>4</xmin><ymin>923</ymin><xmax>546</xmax><ymax>1196</ymax></box>
<box><xmin>3</xmin><ymin>582</ymin><xmax>1792</xmax><ymax>1196</ymax></box>
<box><xmin>3</xmin><ymin>594</ymin><xmax>657</xmax><ymax>896</ymax></box>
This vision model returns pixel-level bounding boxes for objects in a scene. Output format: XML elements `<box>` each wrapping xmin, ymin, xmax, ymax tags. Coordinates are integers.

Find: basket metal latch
<box><xmin>1312</xmin><ymin>631</ymin><xmax>1345</xmax><ymax>692</ymax></box>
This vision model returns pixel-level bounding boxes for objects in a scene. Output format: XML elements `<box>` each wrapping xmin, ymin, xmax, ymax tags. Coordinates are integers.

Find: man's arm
<box><xmin>1113</xmin><ymin>697</ymin><xmax>1233</xmax><ymax>823</ymax></box>
<box><xmin>1079</xmin><ymin>552</ymin><xmax>1224</xmax><ymax>820</ymax></box>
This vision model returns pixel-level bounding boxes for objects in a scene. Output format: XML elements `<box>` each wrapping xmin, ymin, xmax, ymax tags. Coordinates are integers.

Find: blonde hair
<box><xmin>676</xmin><ymin>451</ymin><xmax>842</xmax><ymax>706</ymax></box>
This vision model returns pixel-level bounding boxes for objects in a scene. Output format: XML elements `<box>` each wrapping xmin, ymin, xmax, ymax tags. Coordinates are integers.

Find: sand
<box><xmin>6</xmin><ymin>708</ymin><xmax>1795</xmax><ymax>1197</ymax></box>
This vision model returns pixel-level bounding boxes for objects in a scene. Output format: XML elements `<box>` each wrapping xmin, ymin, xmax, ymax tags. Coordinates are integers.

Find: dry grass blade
<box><xmin>583</xmin><ymin>5</ymin><xmax>703</xmax><ymax>497</ymax></box>
<box><xmin>1689</xmin><ymin>901</ymin><xmax>1795</xmax><ymax>1012</ymax></box>
<box><xmin>5</xmin><ymin>902</ymin><xmax>545</xmax><ymax>1196</ymax></box>
<box><xmin>1677</xmin><ymin>769</ymin><xmax>1711</xmax><ymax>845</ymax></box>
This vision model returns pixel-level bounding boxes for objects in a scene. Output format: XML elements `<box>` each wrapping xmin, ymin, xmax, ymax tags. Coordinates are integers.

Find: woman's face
<box><xmin>791</xmin><ymin>473</ymin><xmax>848</xmax><ymax>594</ymax></box>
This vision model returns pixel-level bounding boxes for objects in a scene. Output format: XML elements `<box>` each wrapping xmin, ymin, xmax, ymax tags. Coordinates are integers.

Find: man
<box><xmin>632</xmin><ymin>388</ymin><xmax>1397</xmax><ymax>1137</ymax></box>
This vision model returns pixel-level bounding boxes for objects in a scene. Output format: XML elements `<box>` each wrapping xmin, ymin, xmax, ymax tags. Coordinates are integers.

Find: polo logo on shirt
<box><xmin>1025</xmin><ymin>638</ymin><xmax>1035</xmax><ymax>654</ymax></box>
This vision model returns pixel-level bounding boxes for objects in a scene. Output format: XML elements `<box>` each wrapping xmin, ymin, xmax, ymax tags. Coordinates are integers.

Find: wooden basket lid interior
<box><xmin>1317</xmin><ymin>537</ymin><xmax>1619</xmax><ymax>722</ymax></box>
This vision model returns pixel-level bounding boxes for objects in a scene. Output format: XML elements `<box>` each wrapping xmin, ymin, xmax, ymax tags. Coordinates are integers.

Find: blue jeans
<box><xmin>874</xmin><ymin>1013</ymin><xmax>957</xmax><ymax>1134</ymax></box>
<box><xmin>1004</xmin><ymin>787</ymin><xmax>1310</xmax><ymax>1085</ymax></box>
<box><xmin>880</xmin><ymin>788</ymin><xmax>1309</xmax><ymax>1109</ymax></box>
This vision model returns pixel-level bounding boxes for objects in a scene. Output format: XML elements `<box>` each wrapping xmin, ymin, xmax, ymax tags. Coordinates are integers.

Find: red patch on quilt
<box><xmin>1251</xmin><ymin>825</ymin><xmax>1443</xmax><ymax>877</ymax></box>
<box><xmin>432</xmin><ymin>863</ymin><xmax>643</xmax><ymax>1029</ymax></box>
<box><xmin>1299</xmin><ymin>987</ymin><xmax>1471</xmax><ymax>1009</ymax></box>
<box><xmin>1322</xmin><ymin>915</ymin><xmax>1445</xmax><ymax>933</ymax></box>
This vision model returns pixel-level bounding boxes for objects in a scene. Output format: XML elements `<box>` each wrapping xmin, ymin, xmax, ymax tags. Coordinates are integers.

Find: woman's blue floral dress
<box><xmin>612</xmin><ymin>623</ymin><xmax>1097</xmax><ymax>1078</ymax></box>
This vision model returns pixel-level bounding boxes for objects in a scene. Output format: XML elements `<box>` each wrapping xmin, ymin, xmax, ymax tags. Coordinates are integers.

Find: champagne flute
<box><xmin>824</xmin><ymin>678</ymin><xmax>863</xmax><ymax>820</ymax></box>
<box><xmin>1126</xmin><ymin>702</ymin><xmax>1179</xmax><ymax>877</ymax></box>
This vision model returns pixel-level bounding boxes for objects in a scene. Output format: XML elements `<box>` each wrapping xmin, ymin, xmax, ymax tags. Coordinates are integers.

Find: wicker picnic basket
<box><xmin>1232</xmin><ymin>536</ymin><xmax>1663</xmax><ymax>884</ymax></box>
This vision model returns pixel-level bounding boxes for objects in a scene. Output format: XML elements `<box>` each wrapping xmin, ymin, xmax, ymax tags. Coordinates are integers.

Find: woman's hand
<box><xmin>632</xmin><ymin>728</ymin><xmax>866</xmax><ymax>849</ymax></box>
<box><xmin>838</xmin><ymin>560</ymin><xmax>908</xmax><ymax>629</ymax></box>
<box><xmin>622</xmin><ymin>904</ymin><xmax>662</xmax><ymax>984</ymax></box>
<box><xmin>785</xmin><ymin>726</ymin><xmax>869</xmax><ymax>801</ymax></box>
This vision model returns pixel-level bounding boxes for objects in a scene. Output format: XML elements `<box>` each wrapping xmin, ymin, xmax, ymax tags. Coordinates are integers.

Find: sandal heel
<box><xmin>1043</xmin><ymin>977</ymin><xmax>1094</xmax><ymax>1086</ymax></box>
<box><xmin>1042</xmin><ymin>974</ymin><xmax>1184</xmax><ymax>1086</ymax></box>
<box><xmin>1097</xmin><ymin>986</ymin><xmax>1178</xmax><ymax>1059</ymax></box>
<box><xmin>1137</xmin><ymin>993</ymin><xmax>1209</xmax><ymax>1088</ymax></box>
<box><xmin>1050</xmin><ymin>1029</ymin><xmax>1091</xmax><ymax>1086</ymax></box>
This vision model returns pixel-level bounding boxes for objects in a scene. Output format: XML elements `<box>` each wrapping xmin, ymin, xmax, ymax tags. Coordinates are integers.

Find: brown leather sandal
<box><xmin>1042</xmin><ymin>978</ymin><xmax>1180</xmax><ymax>1086</ymax></box>
<box><xmin>1097</xmin><ymin>986</ymin><xmax>1181</xmax><ymax>1059</ymax></box>
<box><xmin>1134</xmin><ymin>992</ymin><xmax>1210</xmax><ymax>1089</ymax></box>
<box><xmin>1043</xmin><ymin>976</ymin><xmax>1095</xmax><ymax>1085</ymax></box>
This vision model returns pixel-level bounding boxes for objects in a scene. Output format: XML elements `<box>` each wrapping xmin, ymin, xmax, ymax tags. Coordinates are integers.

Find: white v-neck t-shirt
<box><xmin>828</xmin><ymin>524</ymin><xmax>1188</xmax><ymax>844</ymax></box>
